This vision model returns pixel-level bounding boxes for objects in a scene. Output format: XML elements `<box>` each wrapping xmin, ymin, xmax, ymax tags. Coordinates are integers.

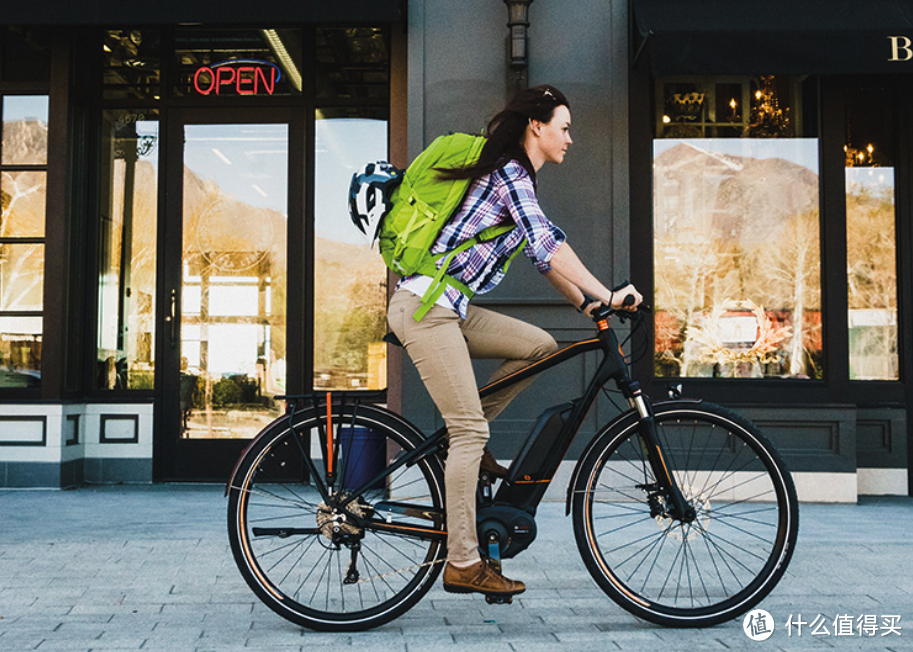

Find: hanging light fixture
<box><xmin>504</xmin><ymin>0</ymin><xmax>534</xmax><ymax>95</ymax></box>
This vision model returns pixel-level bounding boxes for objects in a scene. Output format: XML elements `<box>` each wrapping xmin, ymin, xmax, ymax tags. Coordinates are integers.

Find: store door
<box><xmin>159</xmin><ymin>109</ymin><xmax>296</xmax><ymax>480</ymax></box>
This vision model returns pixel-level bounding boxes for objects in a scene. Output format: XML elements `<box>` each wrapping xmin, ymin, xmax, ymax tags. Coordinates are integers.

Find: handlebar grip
<box><xmin>611</xmin><ymin>279</ymin><xmax>631</xmax><ymax>293</ymax></box>
<box><xmin>621</xmin><ymin>293</ymin><xmax>636</xmax><ymax>307</ymax></box>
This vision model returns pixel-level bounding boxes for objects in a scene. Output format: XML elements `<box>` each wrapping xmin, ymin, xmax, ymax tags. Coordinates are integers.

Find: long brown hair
<box><xmin>439</xmin><ymin>84</ymin><xmax>570</xmax><ymax>185</ymax></box>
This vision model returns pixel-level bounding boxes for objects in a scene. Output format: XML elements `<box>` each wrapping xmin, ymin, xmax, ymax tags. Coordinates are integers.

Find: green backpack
<box><xmin>377</xmin><ymin>132</ymin><xmax>521</xmax><ymax>321</ymax></box>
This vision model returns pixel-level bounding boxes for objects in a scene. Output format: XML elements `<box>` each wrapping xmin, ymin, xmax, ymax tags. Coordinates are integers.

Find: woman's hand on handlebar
<box><xmin>581</xmin><ymin>302</ymin><xmax>600</xmax><ymax>317</ymax></box>
<box><xmin>611</xmin><ymin>283</ymin><xmax>642</xmax><ymax>311</ymax></box>
<box><xmin>581</xmin><ymin>282</ymin><xmax>643</xmax><ymax>318</ymax></box>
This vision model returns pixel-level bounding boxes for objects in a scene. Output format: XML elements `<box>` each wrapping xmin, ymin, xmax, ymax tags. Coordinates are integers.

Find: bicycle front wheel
<box><xmin>227</xmin><ymin>402</ymin><xmax>447</xmax><ymax>631</ymax></box>
<box><xmin>572</xmin><ymin>402</ymin><xmax>798</xmax><ymax>627</ymax></box>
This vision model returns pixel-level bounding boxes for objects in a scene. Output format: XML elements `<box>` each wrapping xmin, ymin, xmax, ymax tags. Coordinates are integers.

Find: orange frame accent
<box><xmin>326</xmin><ymin>392</ymin><xmax>333</xmax><ymax>475</ymax></box>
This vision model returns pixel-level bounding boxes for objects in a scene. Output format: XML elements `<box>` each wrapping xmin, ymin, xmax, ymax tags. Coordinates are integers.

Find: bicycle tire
<box><xmin>227</xmin><ymin>402</ymin><xmax>447</xmax><ymax>631</ymax></box>
<box><xmin>572</xmin><ymin>401</ymin><xmax>798</xmax><ymax>627</ymax></box>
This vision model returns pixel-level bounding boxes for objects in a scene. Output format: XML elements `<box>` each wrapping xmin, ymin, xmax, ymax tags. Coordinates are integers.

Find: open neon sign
<box><xmin>193</xmin><ymin>59</ymin><xmax>283</xmax><ymax>96</ymax></box>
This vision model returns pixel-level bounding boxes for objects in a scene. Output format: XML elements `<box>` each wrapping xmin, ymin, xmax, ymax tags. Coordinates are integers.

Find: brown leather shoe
<box><xmin>480</xmin><ymin>447</ymin><xmax>508</xmax><ymax>479</ymax></box>
<box><xmin>443</xmin><ymin>559</ymin><xmax>526</xmax><ymax>596</ymax></box>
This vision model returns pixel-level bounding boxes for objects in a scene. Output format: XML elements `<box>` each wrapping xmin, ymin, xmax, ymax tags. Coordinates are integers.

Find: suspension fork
<box><xmin>622</xmin><ymin>380</ymin><xmax>696</xmax><ymax>523</ymax></box>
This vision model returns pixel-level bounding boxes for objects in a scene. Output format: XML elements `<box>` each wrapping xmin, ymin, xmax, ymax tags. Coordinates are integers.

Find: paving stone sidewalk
<box><xmin>0</xmin><ymin>485</ymin><xmax>910</xmax><ymax>652</ymax></box>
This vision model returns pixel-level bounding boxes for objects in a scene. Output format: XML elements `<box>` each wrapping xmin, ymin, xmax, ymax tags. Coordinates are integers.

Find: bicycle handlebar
<box><xmin>584</xmin><ymin>280</ymin><xmax>650</xmax><ymax>325</ymax></box>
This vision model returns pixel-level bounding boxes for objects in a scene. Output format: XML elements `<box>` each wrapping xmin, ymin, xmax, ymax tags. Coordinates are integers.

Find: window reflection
<box><xmin>0</xmin><ymin>94</ymin><xmax>48</xmax><ymax>389</ymax></box>
<box><xmin>0</xmin><ymin>243</ymin><xmax>44</xmax><ymax>311</ymax></box>
<box><xmin>652</xmin><ymin>75</ymin><xmax>822</xmax><ymax>380</ymax></box>
<box><xmin>315</xmin><ymin>27</ymin><xmax>389</xmax><ymax>103</ymax></box>
<box><xmin>96</xmin><ymin>111</ymin><xmax>159</xmax><ymax>390</ymax></box>
<box><xmin>2</xmin><ymin>96</ymin><xmax>48</xmax><ymax>165</ymax></box>
<box><xmin>313</xmin><ymin>111</ymin><xmax>388</xmax><ymax>390</ymax></box>
<box><xmin>0</xmin><ymin>316</ymin><xmax>41</xmax><ymax>388</ymax></box>
<box><xmin>845</xmin><ymin>87</ymin><xmax>898</xmax><ymax>380</ymax></box>
<box><xmin>103</xmin><ymin>30</ymin><xmax>161</xmax><ymax>102</ymax></box>
<box><xmin>180</xmin><ymin>123</ymin><xmax>288</xmax><ymax>439</ymax></box>
<box><xmin>1</xmin><ymin>171</ymin><xmax>46</xmax><ymax>237</ymax></box>
<box><xmin>653</xmin><ymin>139</ymin><xmax>822</xmax><ymax>379</ymax></box>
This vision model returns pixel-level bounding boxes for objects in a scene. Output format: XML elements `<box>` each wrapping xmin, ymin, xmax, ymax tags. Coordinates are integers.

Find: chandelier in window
<box><xmin>745</xmin><ymin>75</ymin><xmax>789</xmax><ymax>138</ymax></box>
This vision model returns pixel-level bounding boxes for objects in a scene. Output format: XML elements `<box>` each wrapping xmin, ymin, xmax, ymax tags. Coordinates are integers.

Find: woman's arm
<box><xmin>546</xmin><ymin>242</ymin><xmax>642</xmax><ymax>312</ymax></box>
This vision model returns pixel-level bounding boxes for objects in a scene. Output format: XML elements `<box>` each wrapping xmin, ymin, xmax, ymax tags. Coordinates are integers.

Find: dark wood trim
<box><xmin>819</xmin><ymin>77</ymin><xmax>851</xmax><ymax>393</ymax></box>
<box><xmin>40</xmin><ymin>34</ymin><xmax>71</xmax><ymax>401</ymax></box>
<box><xmin>897</xmin><ymin>80</ymin><xmax>913</xmax><ymax>494</ymax></box>
<box><xmin>386</xmin><ymin>21</ymin><xmax>408</xmax><ymax>415</ymax></box>
<box><xmin>286</xmin><ymin>99</ymin><xmax>308</xmax><ymax>397</ymax></box>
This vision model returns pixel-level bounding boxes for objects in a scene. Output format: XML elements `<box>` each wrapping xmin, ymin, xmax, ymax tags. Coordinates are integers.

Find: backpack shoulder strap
<box><xmin>411</xmin><ymin>223</ymin><xmax>523</xmax><ymax>322</ymax></box>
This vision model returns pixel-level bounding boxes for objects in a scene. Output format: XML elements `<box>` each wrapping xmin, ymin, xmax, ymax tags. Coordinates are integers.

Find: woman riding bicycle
<box><xmin>387</xmin><ymin>84</ymin><xmax>643</xmax><ymax>597</ymax></box>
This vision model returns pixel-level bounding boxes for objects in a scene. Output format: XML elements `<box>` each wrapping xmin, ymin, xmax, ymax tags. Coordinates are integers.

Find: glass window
<box><xmin>653</xmin><ymin>75</ymin><xmax>822</xmax><ymax>379</ymax></box>
<box><xmin>845</xmin><ymin>87</ymin><xmax>898</xmax><ymax>380</ymax></box>
<box><xmin>0</xmin><ymin>315</ymin><xmax>41</xmax><ymax>388</ymax></box>
<box><xmin>0</xmin><ymin>94</ymin><xmax>48</xmax><ymax>389</ymax></box>
<box><xmin>179</xmin><ymin>122</ymin><xmax>288</xmax><ymax>438</ymax></box>
<box><xmin>315</xmin><ymin>27</ymin><xmax>390</xmax><ymax>103</ymax></box>
<box><xmin>103</xmin><ymin>30</ymin><xmax>162</xmax><ymax>102</ymax></box>
<box><xmin>2</xmin><ymin>96</ymin><xmax>49</xmax><ymax>165</ymax></box>
<box><xmin>95</xmin><ymin>110</ymin><xmax>159</xmax><ymax>390</ymax></box>
<box><xmin>0</xmin><ymin>243</ymin><xmax>44</xmax><ymax>311</ymax></box>
<box><xmin>313</xmin><ymin>110</ymin><xmax>389</xmax><ymax>390</ymax></box>
<box><xmin>173</xmin><ymin>28</ymin><xmax>303</xmax><ymax>98</ymax></box>
<box><xmin>1</xmin><ymin>171</ymin><xmax>46</xmax><ymax>237</ymax></box>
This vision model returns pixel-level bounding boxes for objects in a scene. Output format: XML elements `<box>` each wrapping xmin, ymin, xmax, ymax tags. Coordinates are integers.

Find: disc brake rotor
<box><xmin>654</xmin><ymin>488</ymin><xmax>711</xmax><ymax>541</ymax></box>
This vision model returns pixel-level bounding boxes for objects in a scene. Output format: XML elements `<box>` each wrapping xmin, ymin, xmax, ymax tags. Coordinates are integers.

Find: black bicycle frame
<box><xmin>278</xmin><ymin>317</ymin><xmax>691</xmax><ymax>540</ymax></box>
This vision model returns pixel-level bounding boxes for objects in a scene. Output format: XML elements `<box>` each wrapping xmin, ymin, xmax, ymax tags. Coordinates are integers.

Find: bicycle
<box><xmin>226</xmin><ymin>297</ymin><xmax>798</xmax><ymax>631</ymax></box>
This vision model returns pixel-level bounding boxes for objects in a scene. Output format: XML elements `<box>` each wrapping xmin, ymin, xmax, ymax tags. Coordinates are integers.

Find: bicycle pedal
<box><xmin>484</xmin><ymin>594</ymin><xmax>513</xmax><ymax>605</ymax></box>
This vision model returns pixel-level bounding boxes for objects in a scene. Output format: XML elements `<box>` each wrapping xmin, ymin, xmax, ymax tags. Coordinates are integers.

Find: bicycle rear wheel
<box><xmin>227</xmin><ymin>401</ymin><xmax>446</xmax><ymax>631</ymax></box>
<box><xmin>572</xmin><ymin>402</ymin><xmax>798</xmax><ymax>627</ymax></box>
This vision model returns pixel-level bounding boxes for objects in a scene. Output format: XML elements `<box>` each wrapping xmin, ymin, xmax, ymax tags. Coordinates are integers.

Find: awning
<box><xmin>0</xmin><ymin>0</ymin><xmax>403</xmax><ymax>25</ymax></box>
<box><xmin>632</xmin><ymin>0</ymin><xmax>913</xmax><ymax>75</ymax></box>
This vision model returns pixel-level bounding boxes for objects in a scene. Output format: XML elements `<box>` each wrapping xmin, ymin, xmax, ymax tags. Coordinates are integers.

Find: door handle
<box><xmin>166</xmin><ymin>288</ymin><xmax>177</xmax><ymax>348</ymax></box>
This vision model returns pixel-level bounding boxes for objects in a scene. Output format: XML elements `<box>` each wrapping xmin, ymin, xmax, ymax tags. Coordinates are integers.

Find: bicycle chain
<box><xmin>354</xmin><ymin>557</ymin><xmax>447</xmax><ymax>584</ymax></box>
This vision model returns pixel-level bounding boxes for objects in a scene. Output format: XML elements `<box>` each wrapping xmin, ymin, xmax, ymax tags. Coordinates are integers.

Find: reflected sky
<box><xmin>184</xmin><ymin>123</ymin><xmax>289</xmax><ymax>215</ymax></box>
<box><xmin>315</xmin><ymin>118</ymin><xmax>387</xmax><ymax>245</ymax></box>
<box><xmin>177</xmin><ymin>118</ymin><xmax>387</xmax><ymax>245</ymax></box>
<box><xmin>846</xmin><ymin>166</ymin><xmax>895</xmax><ymax>197</ymax></box>
<box><xmin>654</xmin><ymin>138</ymin><xmax>819</xmax><ymax>174</ymax></box>
<box><xmin>2</xmin><ymin>96</ymin><xmax>48</xmax><ymax>123</ymax></box>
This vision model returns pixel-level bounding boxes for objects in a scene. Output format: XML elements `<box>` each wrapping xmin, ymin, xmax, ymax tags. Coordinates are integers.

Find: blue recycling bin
<box><xmin>341</xmin><ymin>426</ymin><xmax>385</xmax><ymax>492</ymax></box>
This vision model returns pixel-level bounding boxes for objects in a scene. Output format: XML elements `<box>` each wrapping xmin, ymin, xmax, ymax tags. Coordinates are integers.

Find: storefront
<box><xmin>398</xmin><ymin>0</ymin><xmax>911</xmax><ymax>501</ymax></box>
<box><xmin>2</xmin><ymin>0</ymin><xmax>911</xmax><ymax>499</ymax></box>
<box><xmin>628</xmin><ymin>0</ymin><xmax>913</xmax><ymax>498</ymax></box>
<box><xmin>0</xmin><ymin>2</ymin><xmax>404</xmax><ymax>485</ymax></box>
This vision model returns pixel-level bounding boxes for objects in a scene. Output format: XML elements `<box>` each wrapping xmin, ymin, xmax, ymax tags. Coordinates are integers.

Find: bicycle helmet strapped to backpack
<box><xmin>348</xmin><ymin>161</ymin><xmax>403</xmax><ymax>239</ymax></box>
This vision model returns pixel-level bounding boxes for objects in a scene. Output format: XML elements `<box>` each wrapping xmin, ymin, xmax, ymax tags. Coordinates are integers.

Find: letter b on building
<box><xmin>888</xmin><ymin>36</ymin><xmax>913</xmax><ymax>62</ymax></box>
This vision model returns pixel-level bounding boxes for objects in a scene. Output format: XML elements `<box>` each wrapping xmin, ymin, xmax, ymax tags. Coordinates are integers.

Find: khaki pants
<box><xmin>387</xmin><ymin>288</ymin><xmax>558</xmax><ymax>563</ymax></box>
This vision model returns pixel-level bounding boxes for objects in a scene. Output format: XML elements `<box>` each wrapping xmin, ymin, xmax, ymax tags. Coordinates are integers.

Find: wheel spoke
<box><xmin>575</xmin><ymin>404</ymin><xmax>798</xmax><ymax>626</ymax></box>
<box><xmin>227</xmin><ymin>404</ymin><xmax>446</xmax><ymax>630</ymax></box>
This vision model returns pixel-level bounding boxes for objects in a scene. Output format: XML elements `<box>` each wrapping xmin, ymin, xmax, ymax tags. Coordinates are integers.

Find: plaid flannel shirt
<box><xmin>398</xmin><ymin>159</ymin><xmax>566</xmax><ymax>319</ymax></box>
